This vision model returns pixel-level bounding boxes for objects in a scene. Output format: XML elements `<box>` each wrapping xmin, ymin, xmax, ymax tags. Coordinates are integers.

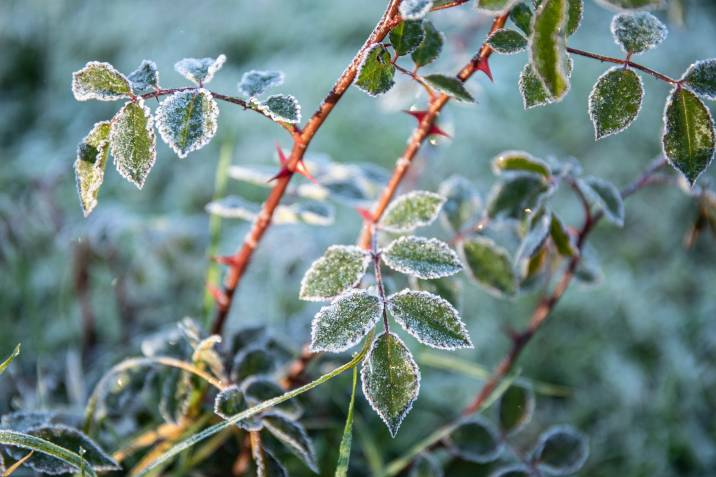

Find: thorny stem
<box><xmin>567</xmin><ymin>47</ymin><xmax>681</xmax><ymax>85</ymax></box>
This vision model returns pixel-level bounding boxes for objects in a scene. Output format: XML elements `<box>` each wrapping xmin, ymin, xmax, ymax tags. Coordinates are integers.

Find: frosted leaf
<box><xmin>263</xmin><ymin>413</ymin><xmax>318</xmax><ymax>472</ymax></box>
<box><xmin>206</xmin><ymin>195</ymin><xmax>260</xmax><ymax>221</ymax></box>
<box><xmin>566</xmin><ymin>0</ymin><xmax>584</xmax><ymax>36</ymax></box>
<box><xmin>310</xmin><ymin>290</ymin><xmax>383</xmax><ymax>353</ymax></box>
<box><xmin>487</xmin><ymin>28</ymin><xmax>528</xmax><ymax>55</ymax></box>
<box><xmin>448</xmin><ymin>416</ymin><xmax>503</xmax><ymax>463</ymax></box>
<box><xmin>361</xmin><ymin>332</ymin><xmax>420</xmax><ymax>437</ymax></box>
<box><xmin>231</xmin><ymin>346</ymin><xmax>278</xmax><ymax>382</ymax></box>
<box><xmin>519</xmin><ymin>63</ymin><xmax>554</xmax><ymax>109</ymax></box>
<box><xmin>356</xmin><ymin>44</ymin><xmax>395</xmax><ymax>96</ymax></box>
<box><xmin>439</xmin><ymin>175</ymin><xmax>481</xmax><ymax>235</ymax></box>
<box><xmin>155</xmin><ymin>89</ymin><xmax>219</xmax><ymax>158</ymax></box>
<box><xmin>273</xmin><ymin>200</ymin><xmax>335</xmax><ymax>226</ymax></box>
<box><xmin>530</xmin><ymin>0</ymin><xmax>570</xmax><ymax>101</ymax></box>
<box><xmin>127</xmin><ymin>60</ymin><xmax>159</xmax><ymax>94</ymax></box>
<box><xmin>476</xmin><ymin>0</ymin><xmax>519</xmax><ymax>15</ymax></box>
<box><xmin>486</xmin><ymin>173</ymin><xmax>552</xmax><ymax>219</ymax></box>
<box><xmin>681</xmin><ymin>59</ymin><xmax>716</xmax><ymax>101</ymax></box>
<box><xmin>241</xmin><ymin>377</ymin><xmax>303</xmax><ymax>419</ymax></box>
<box><xmin>411</xmin><ymin>21</ymin><xmax>444</xmax><ymax>67</ymax></box>
<box><xmin>662</xmin><ymin>87</ymin><xmax>715</xmax><ymax>186</ymax></box>
<box><xmin>423</xmin><ymin>74</ymin><xmax>474</xmax><ymax>102</ymax></box>
<box><xmin>515</xmin><ymin>211</ymin><xmax>551</xmax><ymax>268</ymax></box>
<box><xmin>492</xmin><ymin>150</ymin><xmax>551</xmax><ymax>178</ymax></box>
<box><xmin>611</xmin><ymin>12</ymin><xmax>667</xmax><ymax>55</ymax></box>
<box><xmin>489</xmin><ymin>465</ymin><xmax>531</xmax><ymax>477</ymax></box>
<box><xmin>409</xmin><ymin>275</ymin><xmax>462</xmax><ymax>309</ymax></box>
<box><xmin>299</xmin><ymin>245</ymin><xmax>371</xmax><ymax>301</ymax></box>
<box><xmin>387</xmin><ymin>289</ymin><xmax>472</xmax><ymax>350</ymax></box>
<box><xmin>459</xmin><ymin>237</ymin><xmax>517</xmax><ymax>297</ymax></box>
<box><xmin>238</xmin><ymin>70</ymin><xmax>284</xmax><ymax>97</ymax></box>
<box><xmin>192</xmin><ymin>335</ymin><xmax>225</xmax><ymax>380</ymax></box>
<box><xmin>550</xmin><ymin>213</ymin><xmax>577</xmax><ymax>257</ymax></box>
<box><xmin>498</xmin><ymin>384</ymin><xmax>535</xmax><ymax>436</ymax></box>
<box><xmin>410</xmin><ymin>453</ymin><xmax>443</xmax><ymax>477</ymax></box>
<box><xmin>74</xmin><ymin>121</ymin><xmax>110</xmax><ymax>217</ymax></box>
<box><xmin>174</xmin><ymin>54</ymin><xmax>226</xmax><ymax>85</ymax></box>
<box><xmin>510</xmin><ymin>3</ymin><xmax>533</xmax><ymax>35</ymax></box>
<box><xmin>253</xmin><ymin>445</ymin><xmax>287</xmax><ymax>477</ymax></box>
<box><xmin>595</xmin><ymin>0</ymin><xmax>664</xmax><ymax>11</ymax></box>
<box><xmin>390</xmin><ymin>20</ymin><xmax>425</xmax><ymax>56</ymax></box>
<box><xmin>532</xmin><ymin>425</ymin><xmax>589</xmax><ymax>475</ymax></box>
<box><xmin>399</xmin><ymin>0</ymin><xmax>433</xmax><ymax>20</ymax></box>
<box><xmin>589</xmin><ymin>67</ymin><xmax>644</xmax><ymax>140</ymax></box>
<box><xmin>380</xmin><ymin>191</ymin><xmax>445</xmax><ymax>233</ymax></box>
<box><xmin>579</xmin><ymin>176</ymin><xmax>625</xmax><ymax>226</ymax></box>
<box><xmin>382</xmin><ymin>236</ymin><xmax>462</xmax><ymax>279</ymax></box>
<box><xmin>256</xmin><ymin>94</ymin><xmax>301</xmax><ymax>124</ymax></box>
<box><xmin>214</xmin><ymin>385</ymin><xmax>262</xmax><ymax>431</ymax></box>
<box><xmin>72</xmin><ymin>61</ymin><xmax>132</xmax><ymax>101</ymax></box>
<box><xmin>109</xmin><ymin>98</ymin><xmax>157</xmax><ymax>189</ymax></box>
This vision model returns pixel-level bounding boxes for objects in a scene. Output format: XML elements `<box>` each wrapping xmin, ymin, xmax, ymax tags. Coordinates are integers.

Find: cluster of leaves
<box><xmin>72</xmin><ymin>56</ymin><xmax>301</xmax><ymax>216</ymax></box>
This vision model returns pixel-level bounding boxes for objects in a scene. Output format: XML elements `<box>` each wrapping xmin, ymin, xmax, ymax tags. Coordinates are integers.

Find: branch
<box><xmin>567</xmin><ymin>47</ymin><xmax>680</xmax><ymax>85</ymax></box>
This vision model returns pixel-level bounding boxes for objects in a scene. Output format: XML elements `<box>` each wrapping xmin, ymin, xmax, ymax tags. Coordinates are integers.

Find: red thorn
<box><xmin>276</xmin><ymin>143</ymin><xmax>288</xmax><ymax>165</ymax></box>
<box><xmin>404</xmin><ymin>110</ymin><xmax>450</xmax><ymax>138</ymax></box>
<box><xmin>403</xmin><ymin>109</ymin><xmax>429</xmax><ymax>122</ymax></box>
<box><xmin>296</xmin><ymin>160</ymin><xmax>319</xmax><ymax>185</ymax></box>
<box><xmin>477</xmin><ymin>57</ymin><xmax>493</xmax><ymax>82</ymax></box>
<box><xmin>213</xmin><ymin>255</ymin><xmax>240</xmax><ymax>267</ymax></box>
<box><xmin>268</xmin><ymin>166</ymin><xmax>292</xmax><ymax>182</ymax></box>
<box><xmin>356</xmin><ymin>207</ymin><xmax>374</xmax><ymax>223</ymax></box>
<box><xmin>208</xmin><ymin>285</ymin><xmax>229</xmax><ymax>307</ymax></box>
<box><xmin>428</xmin><ymin>125</ymin><xmax>450</xmax><ymax>138</ymax></box>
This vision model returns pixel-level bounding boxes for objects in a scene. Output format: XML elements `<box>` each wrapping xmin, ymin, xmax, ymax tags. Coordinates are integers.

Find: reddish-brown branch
<box><xmin>566</xmin><ymin>47</ymin><xmax>680</xmax><ymax>85</ymax></box>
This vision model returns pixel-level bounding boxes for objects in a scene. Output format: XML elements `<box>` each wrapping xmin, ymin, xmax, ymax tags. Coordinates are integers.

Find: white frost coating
<box><xmin>309</xmin><ymin>289</ymin><xmax>382</xmax><ymax>353</ymax></box>
<box><xmin>519</xmin><ymin>64</ymin><xmax>556</xmax><ymax>110</ymax></box>
<box><xmin>155</xmin><ymin>89</ymin><xmax>219</xmax><ymax>158</ymax></box>
<box><xmin>74</xmin><ymin>121</ymin><xmax>110</xmax><ymax>217</ymax></box>
<box><xmin>262</xmin><ymin>412</ymin><xmax>318</xmax><ymax>473</ymax></box>
<box><xmin>299</xmin><ymin>245</ymin><xmax>371</xmax><ymax>302</ymax></box>
<box><xmin>610</xmin><ymin>12</ymin><xmax>667</xmax><ymax>55</ymax></box>
<box><xmin>399</xmin><ymin>0</ymin><xmax>433</xmax><ymax>20</ymax></box>
<box><xmin>486</xmin><ymin>28</ymin><xmax>528</xmax><ymax>55</ymax></box>
<box><xmin>237</xmin><ymin>70</ymin><xmax>284</xmax><ymax>97</ymax></box>
<box><xmin>213</xmin><ymin>385</ymin><xmax>242</xmax><ymax>420</ymax></box>
<box><xmin>128</xmin><ymin>60</ymin><xmax>160</xmax><ymax>94</ymax></box>
<box><xmin>256</xmin><ymin>94</ymin><xmax>302</xmax><ymax>124</ymax></box>
<box><xmin>533</xmin><ymin>424</ymin><xmax>590</xmax><ymax>475</ymax></box>
<box><xmin>387</xmin><ymin>289</ymin><xmax>473</xmax><ymax>350</ymax></box>
<box><xmin>681</xmin><ymin>59</ymin><xmax>716</xmax><ymax>101</ymax></box>
<box><xmin>588</xmin><ymin>66</ymin><xmax>644</xmax><ymax>140</ymax></box>
<box><xmin>174</xmin><ymin>54</ymin><xmax>226</xmax><ymax>85</ymax></box>
<box><xmin>476</xmin><ymin>0</ymin><xmax>519</xmax><ymax>15</ymax></box>
<box><xmin>379</xmin><ymin>190</ymin><xmax>446</xmax><ymax>233</ymax></box>
<box><xmin>72</xmin><ymin>61</ymin><xmax>132</xmax><ymax>101</ymax></box>
<box><xmin>382</xmin><ymin>236</ymin><xmax>462</xmax><ymax>279</ymax></box>
<box><xmin>354</xmin><ymin>44</ymin><xmax>395</xmax><ymax>97</ymax></box>
<box><xmin>109</xmin><ymin>98</ymin><xmax>157</xmax><ymax>189</ymax></box>
<box><xmin>527</xmin><ymin>0</ymin><xmax>572</xmax><ymax>104</ymax></box>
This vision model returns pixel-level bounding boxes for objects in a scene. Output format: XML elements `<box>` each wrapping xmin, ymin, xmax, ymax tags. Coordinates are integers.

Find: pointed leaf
<box><xmin>589</xmin><ymin>67</ymin><xmax>644</xmax><ymax>139</ymax></box>
<box><xmin>310</xmin><ymin>290</ymin><xmax>383</xmax><ymax>353</ymax></box>
<box><xmin>361</xmin><ymin>332</ymin><xmax>420</xmax><ymax>437</ymax></box>
<box><xmin>449</xmin><ymin>416</ymin><xmax>503</xmax><ymax>463</ymax></box>
<box><xmin>242</xmin><ymin>377</ymin><xmax>303</xmax><ymax>419</ymax></box>
<box><xmin>127</xmin><ymin>60</ymin><xmax>159</xmax><ymax>94</ymax></box>
<box><xmin>492</xmin><ymin>150</ymin><xmax>551</xmax><ymax>178</ymax></box>
<box><xmin>300</xmin><ymin>245</ymin><xmax>371</xmax><ymax>301</ymax></box>
<box><xmin>263</xmin><ymin>413</ymin><xmax>318</xmax><ymax>472</ymax></box>
<box><xmin>411</xmin><ymin>21</ymin><xmax>444</xmax><ymax>68</ymax></box>
<box><xmin>399</xmin><ymin>0</ymin><xmax>433</xmax><ymax>20</ymax></box>
<box><xmin>566</xmin><ymin>0</ymin><xmax>584</xmax><ymax>36</ymax></box>
<box><xmin>550</xmin><ymin>214</ymin><xmax>576</xmax><ymax>256</ymax></box>
<box><xmin>156</xmin><ymin>89</ymin><xmax>219</xmax><ymax>158</ymax></box>
<box><xmin>515</xmin><ymin>211</ymin><xmax>551</xmax><ymax>267</ymax></box>
<box><xmin>611</xmin><ymin>12</ymin><xmax>667</xmax><ymax>54</ymax></box>
<box><xmin>214</xmin><ymin>385</ymin><xmax>263</xmax><ymax>431</ymax></box>
<box><xmin>459</xmin><ymin>237</ymin><xmax>517</xmax><ymax>297</ymax></box>
<box><xmin>532</xmin><ymin>425</ymin><xmax>589</xmax><ymax>475</ymax></box>
<box><xmin>581</xmin><ymin>176</ymin><xmax>625</xmax><ymax>226</ymax></box>
<box><xmin>498</xmin><ymin>384</ymin><xmax>535</xmax><ymax>436</ymax></box>
<box><xmin>258</xmin><ymin>94</ymin><xmax>302</xmax><ymax>124</ymax></box>
<box><xmin>424</xmin><ymin>74</ymin><xmax>474</xmax><ymax>102</ymax></box>
<box><xmin>109</xmin><ymin>99</ymin><xmax>157</xmax><ymax>189</ymax></box>
<box><xmin>74</xmin><ymin>121</ymin><xmax>110</xmax><ymax>216</ymax></box>
<box><xmin>530</xmin><ymin>0</ymin><xmax>570</xmax><ymax>101</ymax></box>
<box><xmin>174</xmin><ymin>55</ymin><xmax>226</xmax><ymax>85</ymax></box>
<box><xmin>662</xmin><ymin>87</ymin><xmax>715</xmax><ymax>185</ymax></box>
<box><xmin>380</xmin><ymin>191</ymin><xmax>445</xmax><ymax>233</ymax></box>
<box><xmin>438</xmin><ymin>175</ymin><xmax>481</xmax><ymax>234</ymax></box>
<box><xmin>487</xmin><ymin>174</ymin><xmax>552</xmax><ymax>219</ymax></box>
<box><xmin>72</xmin><ymin>61</ymin><xmax>131</xmax><ymax>101</ymax></box>
<box><xmin>390</xmin><ymin>20</ymin><xmax>425</xmax><ymax>56</ymax></box>
<box><xmin>356</xmin><ymin>44</ymin><xmax>396</xmax><ymax>96</ymax></box>
<box><xmin>681</xmin><ymin>59</ymin><xmax>716</xmax><ymax>101</ymax></box>
<box><xmin>382</xmin><ymin>236</ymin><xmax>462</xmax><ymax>279</ymax></box>
<box><xmin>0</xmin><ymin>344</ymin><xmax>20</xmax><ymax>375</ymax></box>
<box><xmin>519</xmin><ymin>63</ymin><xmax>554</xmax><ymax>109</ymax></box>
<box><xmin>510</xmin><ymin>3</ymin><xmax>534</xmax><ymax>35</ymax></box>
<box><xmin>476</xmin><ymin>0</ymin><xmax>519</xmax><ymax>15</ymax></box>
<box><xmin>0</xmin><ymin>430</ymin><xmax>99</xmax><ymax>477</ymax></box>
<box><xmin>487</xmin><ymin>29</ymin><xmax>528</xmax><ymax>55</ymax></box>
<box><xmin>387</xmin><ymin>290</ymin><xmax>472</xmax><ymax>350</ymax></box>
<box><xmin>238</xmin><ymin>70</ymin><xmax>284</xmax><ymax>97</ymax></box>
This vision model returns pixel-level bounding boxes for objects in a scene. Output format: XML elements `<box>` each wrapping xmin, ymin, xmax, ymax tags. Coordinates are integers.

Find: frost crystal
<box><xmin>611</xmin><ymin>12</ymin><xmax>667</xmax><ymax>54</ymax></box>
<box><xmin>310</xmin><ymin>290</ymin><xmax>383</xmax><ymax>353</ymax></box>
<box><xmin>589</xmin><ymin>67</ymin><xmax>644</xmax><ymax>140</ymax></box>
<box><xmin>389</xmin><ymin>20</ymin><xmax>425</xmax><ymax>57</ymax></box>
<box><xmin>380</xmin><ymin>190</ymin><xmax>445</xmax><ymax>233</ymax></box>
<box><xmin>72</xmin><ymin>61</ymin><xmax>132</xmax><ymax>101</ymax></box>
<box><xmin>423</xmin><ymin>74</ymin><xmax>474</xmax><ymax>102</ymax></box>
<box><xmin>399</xmin><ymin>0</ymin><xmax>433</xmax><ymax>20</ymax></box>
<box><xmin>382</xmin><ymin>236</ymin><xmax>462</xmax><ymax>279</ymax></box>
<box><xmin>530</xmin><ymin>0</ymin><xmax>570</xmax><ymax>102</ymax></box>
<box><xmin>174</xmin><ymin>54</ymin><xmax>226</xmax><ymax>85</ymax></box>
<box><xmin>109</xmin><ymin>98</ymin><xmax>157</xmax><ymax>189</ymax></box>
<box><xmin>74</xmin><ymin>121</ymin><xmax>110</xmax><ymax>217</ymax></box>
<box><xmin>299</xmin><ymin>245</ymin><xmax>371</xmax><ymax>301</ymax></box>
<box><xmin>262</xmin><ymin>413</ymin><xmax>318</xmax><ymax>472</ymax></box>
<box><xmin>361</xmin><ymin>332</ymin><xmax>420</xmax><ymax>437</ymax></box>
<box><xmin>238</xmin><ymin>70</ymin><xmax>284</xmax><ymax>97</ymax></box>
<box><xmin>127</xmin><ymin>60</ymin><xmax>159</xmax><ymax>94</ymax></box>
<box><xmin>681</xmin><ymin>59</ymin><xmax>716</xmax><ymax>101</ymax></box>
<box><xmin>257</xmin><ymin>94</ymin><xmax>302</xmax><ymax>124</ymax></box>
<box><xmin>155</xmin><ymin>89</ymin><xmax>219</xmax><ymax>158</ymax></box>
<box><xmin>387</xmin><ymin>289</ymin><xmax>472</xmax><ymax>350</ymax></box>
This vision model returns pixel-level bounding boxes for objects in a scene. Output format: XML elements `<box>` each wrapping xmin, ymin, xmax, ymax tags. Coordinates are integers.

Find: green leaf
<box><xmin>411</xmin><ymin>21</ymin><xmax>444</xmax><ymax>68</ymax></box>
<box><xmin>174</xmin><ymin>54</ymin><xmax>226</xmax><ymax>85</ymax></box>
<box><xmin>383</xmin><ymin>236</ymin><xmax>462</xmax><ymax>279</ymax></box>
<box><xmin>596</xmin><ymin>0</ymin><xmax>664</xmax><ymax>11</ymax></box>
<box><xmin>424</xmin><ymin>74</ymin><xmax>474</xmax><ymax>101</ymax></box>
<box><xmin>448</xmin><ymin>416</ymin><xmax>503</xmax><ymax>463</ymax></box>
<box><xmin>127</xmin><ymin>60</ymin><xmax>159</xmax><ymax>94</ymax></box>
<box><xmin>487</xmin><ymin>174</ymin><xmax>552</xmax><ymax>219</ymax></box>
<box><xmin>214</xmin><ymin>386</ymin><xmax>263</xmax><ymax>431</ymax></box>
<box><xmin>409</xmin><ymin>454</ymin><xmax>443</xmax><ymax>477</ymax></box>
<box><xmin>238</xmin><ymin>70</ymin><xmax>284</xmax><ymax>97</ymax></box>
<box><xmin>242</xmin><ymin>377</ymin><xmax>303</xmax><ymax>420</ymax></box>
<box><xmin>361</xmin><ymin>332</ymin><xmax>420</xmax><ymax>437</ymax></box>
<box><xmin>387</xmin><ymin>290</ymin><xmax>472</xmax><ymax>350</ymax></box>
<box><xmin>380</xmin><ymin>191</ymin><xmax>445</xmax><ymax>233</ymax></box>
<box><xmin>0</xmin><ymin>430</ymin><xmax>99</xmax><ymax>477</ymax></box>
<box><xmin>550</xmin><ymin>214</ymin><xmax>576</xmax><ymax>256</ymax></box>
<box><xmin>459</xmin><ymin>237</ymin><xmax>517</xmax><ymax>297</ymax></box>
<box><xmin>515</xmin><ymin>211</ymin><xmax>551</xmax><ymax>267</ymax></box>
<box><xmin>519</xmin><ymin>63</ymin><xmax>554</xmax><ymax>109</ymax></box>
<box><xmin>409</xmin><ymin>276</ymin><xmax>462</xmax><ymax>309</ymax></box>
<box><xmin>72</xmin><ymin>61</ymin><xmax>132</xmax><ymax>101</ymax></box>
<box><xmin>530</xmin><ymin>0</ymin><xmax>570</xmax><ymax>101</ymax></box>
<box><xmin>155</xmin><ymin>89</ymin><xmax>219</xmax><ymax>158</ymax></box>
<box><xmin>438</xmin><ymin>176</ymin><xmax>481</xmax><ymax>235</ymax></box>
<box><xmin>492</xmin><ymin>150</ymin><xmax>551</xmax><ymax>178</ymax></box>
<box><xmin>390</xmin><ymin>20</ymin><xmax>425</xmax><ymax>56</ymax></box>
<box><xmin>399</xmin><ymin>0</ymin><xmax>433</xmax><ymax>20</ymax></box>
<box><xmin>681</xmin><ymin>59</ymin><xmax>716</xmax><ymax>101</ymax></box>
<box><xmin>0</xmin><ymin>344</ymin><xmax>20</xmax><ymax>375</ymax></box>
<box><xmin>662</xmin><ymin>87</ymin><xmax>715</xmax><ymax>185</ymax></box>
<box><xmin>310</xmin><ymin>290</ymin><xmax>383</xmax><ymax>353</ymax></box>
<box><xmin>491</xmin><ymin>465</ymin><xmax>531</xmax><ymax>477</ymax></box>
<box><xmin>498</xmin><ymin>384</ymin><xmax>535</xmax><ymax>436</ymax></box>
<box><xmin>611</xmin><ymin>12</ymin><xmax>667</xmax><ymax>54</ymax></box>
<box><xmin>476</xmin><ymin>0</ymin><xmax>519</xmax><ymax>14</ymax></box>
<box><xmin>231</xmin><ymin>347</ymin><xmax>278</xmax><ymax>382</ymax></box>
<box><xmin>487</xmin><ymin>28</ymin><xmax>528</xmax><ymax>55</ymax></box>
<box><xmin>109</xmin><ymin>99</ymin><xmax>157</xmax><ymax>189</ymax></box>
<box><xmin>299</xmin><ymin>245</ymin><xmax>371</xmax><ymax>301</ymax></box>
<box><xmin>263</xmin><ymin>413</ymin><xmax>318</xmax><ymax>472</ymax></box>
<box><xmin>257</xmin><ymin>94</ymin><xmax>302</xmax><ymax>124</ymax></box>
<box><xmin>356</xmin><ymin>44</ymin><xmax>396</xmax><ymax>96</ymax></box>
<box><xmin>74</xmin><ymin>121</ymin><xmax>110</xmax><ymax>217</ymax></box>
<box><xmin>566</xmin><ymin>0</ymin><xmax>584</xmax><ymax>36</ymax></box>
<box><xmin>532</xmin><ymin>425</ymin><xmax>589</xmax><ymax>475</ymax></box>
<box><xmin>589</xmin><ymin>67</ymin><xmax>644</xmax><ymax>140</ymax></box>
<box><xmin>510</xmin><ymin>3</ymin><xmax>534</xmax><ymax>35</ymax></box>
<box><xmin>581</xmin><ymin>176</ymin><xmax>625</xmax><ymax>226</ymax></box>
<box><xmin>334</xmin><ymin>367</ymin><xmax>358</xmax><ymax>477</ymax></box>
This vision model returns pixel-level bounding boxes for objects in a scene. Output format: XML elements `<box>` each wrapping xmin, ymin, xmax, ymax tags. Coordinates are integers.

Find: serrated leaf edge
<box><xmin>155</xmin><ymin>88</ymin><xmax>220</xmax><ymax>159</ymax></box>
<box><xmin>109</xmin><ymin>98</ymin><xmax>157</xmax><ymax>190</ymax></box>
<box><xmin>382</xmin><ymin>236</ymin><xmax>462</xmax><ymax>279</ymax></box>
<box><xmin>299</xmin><ymin>245</ymin><xmax>372</xmax><ymax>302</ymax></box>
<box><xmin>588</xmin><ymin>66</ymin><xmax>645</xmax><ymax>140</ymax></box>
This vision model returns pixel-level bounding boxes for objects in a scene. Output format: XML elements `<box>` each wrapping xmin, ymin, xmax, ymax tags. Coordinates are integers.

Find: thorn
<box><xmin>428</xmin><ymin>124</ymin><xmax>450</xmax><ymax>138</ymax></box>
<box><xmin>275</xmin><ymin>143</ymin><xmax>288</xmax><ymax>165</ymax></box>
<box><xmin>272</xmin><ymin>143</ymin><xmax>318</xmax><ymax>184</ymax></box>
<box><xmin>403</xmin><ymin>109</ymin><xmax>429</xmax><ymax>122</ymax></box>
<box><xmin>296</xmin><ymin>160</ymin><xmax>319</xmax><ymax>185</ymax></box>
<box><xmin>208</xmin><ymin>285</ymin><xmax>229</xmax><ymax>308</ymax></box>
<box><xmin>477</xmin><ymin>57</ymin><xmax>493</xmax><ymax>82</ymax></box>
<box><xmin>403</xmin><ymin>110</ymin><xmax>450</xmax><ymax>138</ymax></box>
<box><xmin>268</xmin><ymin>165</ymin><xmax>292</xmax><ymax>182</ymax></box>
<box><xmin>356</xmin><ymin>207</ymin><xmax>374</xmax><ymax>223</ymax></box>
<box><xmin>212</xmin><ymin>255</ymin><xmax>240</xmax><ymax>267</ymax></box>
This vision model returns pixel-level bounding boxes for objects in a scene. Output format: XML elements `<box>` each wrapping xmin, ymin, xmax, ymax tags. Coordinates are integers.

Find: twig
<box><xmin>567</xmin><ymin>47</ymin><xmax>680</xmax><ymax>85</ymax></box>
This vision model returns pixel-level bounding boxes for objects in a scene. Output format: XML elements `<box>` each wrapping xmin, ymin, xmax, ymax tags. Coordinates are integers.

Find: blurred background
<box><xmin>1</xmin><ymin>0</ymin><xmax>716</xmax><ymax>475</ymax></box>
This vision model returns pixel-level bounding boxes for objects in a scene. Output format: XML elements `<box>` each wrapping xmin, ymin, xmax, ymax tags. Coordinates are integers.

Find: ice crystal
<box><xmin>487</xmin><ymin>28</ymin><xmax>528</xmax><ymax>55</ymax></box>
<box><xmin>681</xmin><ymin>59</ymin><xmax>716</xmax><ymax>101</ymax></box>
<box><xmin>257</xmin><ymin>94</ymin><xmax>301</xmax><ymax>124</ymax></box>
<box><xmin>127</xmin><ymin>60</ymin><xmax>159</xmax><ymax>94</ymax></box>
<box><xmin>589</xmin><ymin>67</ymin><xmax>644</xmax><ymax>140</ymax></box>
<box><xmin>355</xmin><ymin>44</ymin><xmax>395</xmax><ymax>97</ymax></box>
<box><xmin>155</xmin><ymin>89</ymin><xmax>219</xmax><ymax>158</ymax></box>
<box><xmin>411</xmin><ymin>21</ymin><xmax>443</xmax><ymax>67</ymax></box>
<box><xmin>611</xmin><ymin>12</ymin><xmax>667</xmax><ymax>54</ymax></box>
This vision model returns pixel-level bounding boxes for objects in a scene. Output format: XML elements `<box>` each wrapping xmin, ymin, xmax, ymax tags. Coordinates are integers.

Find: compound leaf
<box><xmin>380</xmin><ymin>191</ymin><xmax>445</xmax><ymax>233</ymax></box>
<box><xmin>300</xmin><ymin>246</ymin><xmax>371</xmax><ymax>301</ymax></box>
<box><xmin>382</xmin><ymin>236</ymin><xmax>462</xmax><ymax>279</ymax></box>
<box><xmin>109</xmin><ymin>99</ymin><xmax>157</xmax><ymax>189</ymax></box>
<box><xmin>156</xmin><ymin>89</ymin><xmax>219</xmax><ymax>158</ymax></box>
<box><xmin>589</xmin><ymin>67</ymin><xmax>644</xmax><ymax>140</ymax></box>
<box><xmin>310</xmin><ymin>290</ymin><xmax>383</xmax><ymax>353</ymax></box>
<box><xmin>72</xmin><ymin>61</ymin><xmax>132</xmax><ymax>101</ymax></box>
<box><xmin>356</xmin><ymin>44</ymin><xmax>395</xmax><ymax>96</ymax></box>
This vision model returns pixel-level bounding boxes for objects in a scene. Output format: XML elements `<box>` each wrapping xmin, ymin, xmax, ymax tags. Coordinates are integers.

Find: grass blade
<box><xmin>0</xmin><ymin>430</ymin><xmax>98</xmax><ymax>477</ymax></box>
<box><xmin>0</xmin><ymin>344</ymin><xmax>20</xmax><ymax>375</ymax></box>
<box><xmin>334</xmin><ymin>366</ymin><xmax>358</xmax><ymax>477</ymax></box>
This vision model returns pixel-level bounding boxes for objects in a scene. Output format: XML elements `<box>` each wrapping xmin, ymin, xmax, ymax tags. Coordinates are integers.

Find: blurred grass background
<box><xmin>1</xmin><ymin>0</ymin><xmax>716</xmax><ymax>475</ymax></box>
